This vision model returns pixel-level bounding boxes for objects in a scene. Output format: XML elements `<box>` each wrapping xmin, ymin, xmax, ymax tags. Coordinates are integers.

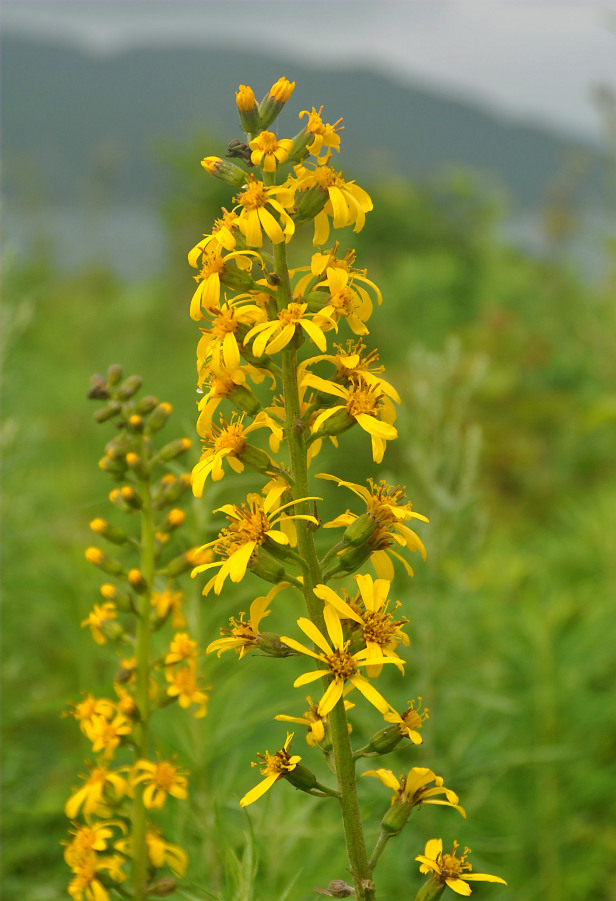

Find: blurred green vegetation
<box><xmin>2</xmin><ymin>148</ymin><xmax>616</xmax><ymax>901</ymax></box>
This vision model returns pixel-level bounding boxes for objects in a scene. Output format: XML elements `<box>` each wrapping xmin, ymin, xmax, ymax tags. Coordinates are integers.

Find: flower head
<box><xmin>416</xmin><ymin>839</ymin><xmax>507</xmax><ymax>896</ymax></box>
<box><xmin>291</xmin><ymin>162</ymin><xmax>373</xmax><ymax>245</ymax></box>
<box><xmin>245</xmin><ymin>301</ymin><xmax>332</xmax><ymax>357</ymax></box>
<box><xmin>131</xmin><ymin>756</ymin><xmax>189</xmax><ymax>809</ymax></box>
<box><xmin>249</xmin><ymin>130</ymin><xmax>294</xmax><ymax>172</ymax></box>
<box><xmin>313</xmin><ymin>573</ymin><xmax>409</xmax><ymax>676</ymax></box>
<box><xmin>318</xmin><ymin>474</ymin><xmax>428</xmax><ymax>579</ymax></box>
<box><xmin>234</xmin><ymin>177</ymin><xmax>295</xmax><ymax>247</ymax></box>
<box><xmin>363</xmin><ymin>767</ymin><xmax>465</xmax><ymax>817</ymax></box>
<box><xmin>206</xmin><ymin>583</ymin><xmax>287</xmax><ymax>658</ymax></box>
<box><xmin>383</xmin><ymin>697</ymin><xmax>429</xmax><ymax>745</ymax></box>
<box><xmin>299</xmin><ymin>105</ymin><xmax>344</xmax><ymax>160</ymax></box>
<box><xmin>280</xmin><ymin>606</ymin><xmax>403</xmax><ymax>717</ymax></box>
<box><xmin>239</xmin><ymin>732</ymin><xmax>301</xmax><ymax>807</ymax></box>
<box><xmin>65</xmin><ymin>764</ymin><xmax>132</xmax><ymax>820</ymax></box>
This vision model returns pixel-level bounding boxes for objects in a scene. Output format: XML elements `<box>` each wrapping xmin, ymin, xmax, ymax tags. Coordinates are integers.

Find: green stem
<box><xmin>132</xmin><ymin>442</ymin><xmax>156</xmax><ymax>900</ymax></box>
<box><xmin>272</xmin><ymin>238</ymin><xmax>376</xmax><ymax>901</ymax></box>
<box><xmin>368</xmin><ymin>829</ymin><xmax>391</xmax><ymax>873</ymax></box>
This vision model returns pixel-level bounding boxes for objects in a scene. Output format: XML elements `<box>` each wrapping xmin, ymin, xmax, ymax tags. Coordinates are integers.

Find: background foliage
<box><xmin>2</xmin><ymin>141</ymin><xmax>616</xmax><ymax>901</ymax></box>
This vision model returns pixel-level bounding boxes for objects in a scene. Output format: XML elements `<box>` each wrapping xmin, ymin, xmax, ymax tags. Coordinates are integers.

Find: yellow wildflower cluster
<box><xmin>188</xmin><ymin>77</ymin><xmax>506</xmax><ymax>901</ymax></box>
<box><xmin>63</xmin><ymin>366</ymin><xmax>205</xmax><ymax>900</ymax></box>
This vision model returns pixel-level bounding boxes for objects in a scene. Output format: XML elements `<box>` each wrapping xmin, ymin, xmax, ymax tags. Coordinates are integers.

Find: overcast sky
<box><xmin>3</xmin><ymin>1</ymin><xmax>616</xmax><ymax>141</ymax></box>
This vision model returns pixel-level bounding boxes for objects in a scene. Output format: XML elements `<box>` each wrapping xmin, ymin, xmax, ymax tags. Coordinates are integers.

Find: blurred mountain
<box><xmin>1</xmin><ymin>33</ymin><xmax>608</xmax><ymax>210</ymax></box>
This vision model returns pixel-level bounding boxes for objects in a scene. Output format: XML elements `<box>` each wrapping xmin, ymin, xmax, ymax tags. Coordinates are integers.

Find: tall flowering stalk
<box><xmin>63</xmin><ymin>366</ymin><xmax>208</xmax><ymax>901</ymax></box>
<box><xmin>189</xmin><ymin>78</ymin><xmax>506</xmax><ymax>900</ymax></box>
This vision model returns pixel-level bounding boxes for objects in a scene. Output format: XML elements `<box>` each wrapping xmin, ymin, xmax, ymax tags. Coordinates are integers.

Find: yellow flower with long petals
<box><xmin>65</xmin><ymin>765</ymin><xmax>132</xmax><ymax>820</ymax></box>
<box><xmin>195</xmin><ymin>297</ymin><xmax>266</xmax><ymax>376</ymax></box>
<box><xmin>234</xmin><ymin>177</ymin><xmax>296</xmax><ymax>247</ymax></box>
<box><xmin>312</xmin><ymin>266</ymin><xmax>375</xmax><ymax>336</ymax></box>
<box><xmin>191</xmin><ymin>488</ymin><xmax>318</xmax><ymax>595</ymax></box>
<box><xmin>275</xmin><ymin>694</ymin><xmax>355</xmax><ymax>746</ymax></box>
<box><xmin>303</xmin><ymin>373</ymin><xmax>397</xmax><ymax>464</ymax></box>
<box><xmin>67</xmin><ymin>852</ymin><xmax>125</xmax><ymax>901</ymax></box>
<box><xmin>292</xmin><ymin>162</ymin><xmax>373</xmax><ymax>245</ymax></box>
<box><xmin>190</xmin><ymin>249</ymin><xmax>260</xmax><ymax>320</ymax></box>
<box><xmin>63</xmin><ymin>820</ymin><xmax>125</xmax><ymax>869</ymax></box>
<box><xmin>192</xmin><ymin>411</ymin><xmax>283</xmax><ymax>496</ymax></box>
<box><xmin>239</xmin><ymin>732</ymin><xmax>301</xmax><ymax>807</ymax></box>
<box><xmin>84</xmin><ymin>712</ymin><xmax>132</xmax><ymax>760</ymax></box>
<box><xmin>280</xmin><ymin>606</ymin><xmax>403</xmax><ymax>717</ymax></box>
<box><xmin>206</xmin><ymin>583</ymin><xmax>287</xmax><ymax>658</ymax></box>
<box><xmin>383</xmin><ymin>697</ymin><xmax>429</xmax><ymax>745</ymax></box>
<box><xmin>132</xmin><ymin>757</ymin><xmax>189</xmax><ymax>809</ymax></box>
<box><xmin>416</xmin><ymin>839</ymin><xmax>507</xmax><ymax>896</ymax></box>
<box><xmin>245</xmin><ymin>301</ymin><xmax>333</xmax><ymax>357</ymax></box>
<box><xmin>363</xmin><ymin>767</ymin><xmax>465</xmax><ymax>817</ymax></box>
<box><xmin>166</xmin><ymin>666</ymin><xmax>208</xmax><ymax>717</ymax></box>
<box><xmin>188</xmin><ymin>209</ymin><xmax>242</xmax><ymax>266</ymax></box>
<box><xmin>318</xmin><ymin>474</ymin><xmax>428</xmax><ymax>579</ymax></box>
<box><xmin>313</xmin><ymin>573</ymin><xmax>409</xmax><ymax>677</ymax></box>
<box><xmin>81</xmin><ymin>602</ymin><xmax>118</xmax><ymax>645</ymax></box>
<box><xmin>146</xmin><ymin>828</ymin><xmax>188</xmax><ymax>875</ymax></box>
<box><xmin>299</xmin><ymin>105</ymin><xmax>344</xmax><ymax>160</ymax></box>
<box><xmin>249</xmin><ymin>130</ymin><xmax>294</xmax><ymax>172</ymax></box>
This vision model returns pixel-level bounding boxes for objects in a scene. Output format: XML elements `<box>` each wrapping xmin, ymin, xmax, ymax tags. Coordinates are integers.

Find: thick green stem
<box><xmin>272</xmin><ymin>239</ymin><xmax>376</xmax><ymax>901</ymax></box>
<box><xmin>132</xmin><ymin>448</ymin><xmax>156</xmax><ymax>900</ymax></box>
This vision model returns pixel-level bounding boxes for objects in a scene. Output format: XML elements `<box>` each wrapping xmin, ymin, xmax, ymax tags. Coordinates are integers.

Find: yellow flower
<box><xmin>66</xmin><ymin>695</ymin><xmax>115</xmax><ymax>737</ymax></box>
<box><xmin>383</xmin><ymin>697</ymin><xmax>429</xmax><ymax>745</ymax></box>
<box><xmin>280</xmin><ymin>606</ymin><xmax>402</xmax><ymax>717</ymax></box>
<box><xmin>63</xmin><ymin>820</ymin><xmax>125</xmax><ymax>869</ymax></box>
<box><xmin>132</xmin><ymin>757</ymin><xmax>189</xmax><ymax>809</ymax></box>
<box><xmin>274</xmin><ymin>694</ymin><xmax>354</xmax><ymax>747</ymax></box>
<box><xmin>416</xmin><ymin>839</ymin><xmax>507</xmax><ymax>896</ymax></box>
<box><xmin>303</xmin><ymin>373</ymin><xmax>397</xmax><ymax>464</ymax></box>
<box><xmin>164</xmin><ymin>632</ymin><xmax>200</xmax><ymax>669</ymax></box>
<box><xmin>146</xmin><ymin>828</ymin><xmax>188</xmax><ymax>875</ymax></box>
<box><xmin>245</xmin><ymin>301</ymin><xmax>332</xmax><ymax>357</ymax></box>
<box><xmin>195</xmin><ymin>296</ymin><xmax>266</xmax><ymax>376</ymax></box>
<box><xmin>67</xmin><ymin>852</ymin><xmax>125</xmax><ymax>901</ymax></box>
<box><xmin>312</xmin><ymin>266</ymin><xmax>375</xmax><ymax>336</ymax></box>
<box><xmin>363</xmin><ymin>767</ymin><xmax>465</xmax><ymax>817</ymax></box>
<box><xmin>192</xmin><ymin>411</ymin><xmax>283</xmax><ymax>496</ymax></box>
<box><xmin>298</xmin><ymin>105</ymin><xmax>344</xmax><ymax>160</ymax></box>
<box><xmin>302</xmin><ymin>339</ymin><xmax>399</xmax><ymax>405</ymax></box>
<box><xmin>313</xmin><ymin>573</ymin><xmax>409</xmax><ymax>677</ymax></box>
<box><xmin>236</xmin><ymin>83</ymin><xmax>257</xmax><ymax>112</ymax></box>
<box><xmin>166</xmin><ymin>666</ymin><xmax>209</xmax><ymax>718</ymax></box>
<box><xmin>268</xmin><ymin>76</ymin><xmax>295</xmax><ymax>104</ymax></box>
<box><xmin>65</xmin><ymin>765</ymin><xmax>132</xmax><ymax>820</ymax></box>
<box><xmin>188</xmin><ymin>209</ymin><xmax>242</xmax><ymax>266</ymax></box>
<box><xmin>151</xmin><ymin>587</ymin><xmax>186</xmax><ymax>628</ymax></box>
<box><xmin>318</xmin><ymin>474</ymin><xmax>428</xmax><ymax>579</ymax></box>
<box><xmin>239</xmin><ymin>732</ymin><xmax>301</xmax><ymax>807</ymax></box>
<box><xmin>292</xmin><ymin>163</ymin><xmax>373</xmax><ymax>245</ymax></box>
<box><xmin>191</xmin><ymin>487</ymin><xmax>318</xmax><ymax>595</ymax></box>
<box><xmin>84</xmin><ymin>712</ymin><xmax>132</xmax><ymax>760</ymax></box>
<box><xmin>190</xmin><ymin>248</ymin><xmax>260</xmax><ymax>320</ymax></box>
<box><xmin>234</xmin><ymin>177</ymin><xmax>296</xmax><ymax>247</ymax></box>
<box><xmin>249</xmin><ymin>130</ymin><xmax>294</xmax><ymax>172</ymax></box>
<box><xmin>196</xmin><ymin>365</ymin><xmax>263</xmax><ymax>432</ymax></box>
<box><xmin>206</xmin><ymin>583</ymin><xmax>287</xmax><ymax>658</ymax></box>
<box><xmin>80</xmin><ymin>603</ymin><xmax>117</xmax><ymax>645</ymax></box>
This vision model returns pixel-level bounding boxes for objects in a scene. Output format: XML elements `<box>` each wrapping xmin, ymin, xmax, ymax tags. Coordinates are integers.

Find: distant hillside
<box><xmin>1</xmin><ymin>33</ymin><xmax>607</xmax><ymax>209</ymax></box>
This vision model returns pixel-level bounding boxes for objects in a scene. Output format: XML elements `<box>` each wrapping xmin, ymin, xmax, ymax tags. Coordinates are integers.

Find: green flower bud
<box><xmin>236</xmin><ymin>84</ymin><xmax>261</xmax><ymax>134</ymax></box>
<box><xmin>248</xmin><ymin>552</ymin><xmax>288</xmax><ymax>585</ymax></box>
<box><xmin>98</xmin><ymin>454</ymin><xmax>127</xmax><ymax>477</ymax></box>
<box><xmin>335</xmin><ymin>542</ymin><xmax>373</xmax><ymax>574</ymax></box>
<box><xmin>159</xmin><ymin>551</ymin><xmax>193</xmax><ymax>578</ymax></box>
<box><xmin>125</xmin><ymin>452</ymin><xmax>148</xmax><ymax>479</ymax></box>
<box><xmin>106</xmin><ymin>363</ymin><xmax>124</xmax><ymax>386</ymax></box>
<box><xmin>238</xmin><ymin>443</ymin><xmax>276</xmax><ymax>475</ymax></box>
<box><xmin>88</xmin><ymin>373</ymin><xmax>109</xmax><ymax>400</ymax></box>
<box><xmin>156</xmin><ymin>437</ymin><xmax>192</xmax><ymax>462</ymax></box>
<box><xmin>220</xmin><ymin>266</ymin><xmax>257</xmax><ymax>293</ymax></box>
<box><xmin>147</xmin><ymin>878</ymin><xmax>178</xmax><ymax>897</ymax></box>
<box><xmin>135</xmin><ymin>394</ymin><xmax>159</xmax><ymax>415</ymax></box>
<box><xmin>380</xmin><ymin>799</ymin><xmax>413</xmax><ymax>836</ymax></box>
<box><xmin>343</xmin><ymin>512</ymin><xmax>378</xmax><ymax>547</ymax></box>
<box><xmin>85</xmin><ymin>547</ymin><xmax>126</xmax><ymax>578</ymax></box>
<box><xmin>201</xmin><ymin>156</ymin><xmax>247</xmax><ymax>187</ymax></box>
<box><xmin>230</xmin><ymin>384</ymin><xmax>262</xmax><ymax>417</ymax></box>
<box><xmin>89</xmin><ymin>518</ymin><xmax>130</xmax><ymax>546</ymax></box>
<box><xmin>293</xmin><ymin>185</ymin><xmax>329</xmax><ymax>224</ymax></box>
<box><xmin>94</xmin><ymin>401</ymin><xmax>121</xmax><ymax>423</ymax></box>
<box><xmin>284</xmin><ymin>763</ymin><xmax>319</xmax><ymax>793</ymax></box>
<box><xmin>145</xmin><ymin>401</ymin><xmax>172</xmax><ymax>434</ymax></box>
<box><xmin>258</xmin><ymin>77</ymin><xmax>295</xmax><ymax>130</ymax></box>
<box><xmin>314</xmin><ymin>408</ymin><xmax>355</xmax><ymax>438</ymax></box>
<box><xmin>363</xmin><ymin>724</ymin><xmax>405</xmax><ymax>757</ymax></box>
<box><xmin>415</xmin><ymin>877</ymin><xmax>446</xmax><ymax>901</ymax></box>
<box><xmin>256</xmin><ymin>631</ymin><xmax>297</xmax><ymax>657</ymax></box>
<box><xmin>128</xmin><ymin>568</ymin><xmax>148</xmax><ymax>594</ymax></box>
<box><xmin>116</xmin><ymin>375</ymin><xmax>143</xmax><ymax>400</ymax></box>
<box><xmin>100</xmin><ymin>583</ymin><xmax>133</xmax><ymax>613</ymax></box>
<box><xmin>153</xmin><ymin>474</ymin><xmax>191</xmax><ymax>509</ymax></box>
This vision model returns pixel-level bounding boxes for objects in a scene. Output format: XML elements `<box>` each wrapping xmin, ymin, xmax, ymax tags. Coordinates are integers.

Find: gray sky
<box><xmin>3</xmin><ymin>0</ymin><xmax>616</xmax><ymax>140</ymax></box>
